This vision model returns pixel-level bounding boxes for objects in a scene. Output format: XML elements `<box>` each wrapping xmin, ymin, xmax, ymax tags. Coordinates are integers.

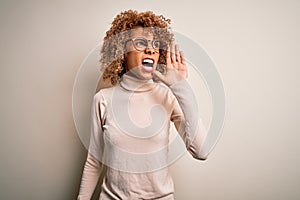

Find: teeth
<box><xmin>142</xmin><ymin>59</ymin><xmax>154</xmax><ymax>64</ymax></box>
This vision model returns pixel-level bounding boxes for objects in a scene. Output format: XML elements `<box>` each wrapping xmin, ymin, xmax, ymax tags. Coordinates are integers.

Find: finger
<box><xmin>179</xmin><ymin>51</ymin><xmax>186</xmax><ymax>66</ymax></box>
<box><xmin>166</xmin><ymin>46</ymin><xmax>172</xmax><ymax>68</ymax></box>
<box><xmin>171</xmin><ymin>43</ymin><xmax>179</xmax><ymax>70</ymax></box>
<box><xmin>179</xmin><ymin>51</ymin><xmax>188</xmax><ymax>78</ymax></box>
<box><xmin>171</xmin><ymin>43</ymin><xmax>176</xmax><ymax>64</ymax></box>
<box><xmin>175</xmin><ymin>44</ymin><xmax>181</xmax><ymax>63</ymax></box>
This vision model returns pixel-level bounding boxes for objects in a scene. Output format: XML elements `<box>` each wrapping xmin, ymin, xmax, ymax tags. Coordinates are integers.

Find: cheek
<box><xmin>125</xmin><ymin>52</ymin><xmax>141</xmax><ymax>67</ymax></box>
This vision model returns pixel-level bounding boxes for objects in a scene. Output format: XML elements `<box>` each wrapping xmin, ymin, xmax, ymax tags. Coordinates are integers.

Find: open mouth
<box><xmin>142</xmin><ymin>58</ymin><xmax>154</xmax><ymax>72</ymax></box>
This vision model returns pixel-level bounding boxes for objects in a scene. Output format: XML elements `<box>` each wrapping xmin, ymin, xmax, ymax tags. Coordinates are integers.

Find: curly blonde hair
<box><xmin>100</xmin><ymin>10</ymin><xmax>174</xmax><ymax>85</ymax></box>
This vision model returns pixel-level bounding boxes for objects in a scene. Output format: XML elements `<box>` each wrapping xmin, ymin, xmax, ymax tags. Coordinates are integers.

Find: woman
<box><xmin>78</xmin><ymin>10</ymin><xmax>208</xmax><ymax>200</ymax></box>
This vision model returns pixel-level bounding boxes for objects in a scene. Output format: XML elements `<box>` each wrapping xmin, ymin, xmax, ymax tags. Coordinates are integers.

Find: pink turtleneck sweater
<box><xmin>77</xmin><ymin>73</ymin><xmax>207</xmax><ymax>200</ymax></box>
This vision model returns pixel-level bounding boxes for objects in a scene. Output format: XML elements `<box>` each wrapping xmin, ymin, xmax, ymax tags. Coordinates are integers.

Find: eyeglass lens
<box><xmin>133</xmin><ymin>38</ymin><xmax>161</xmax><ymax>51</ymax></box>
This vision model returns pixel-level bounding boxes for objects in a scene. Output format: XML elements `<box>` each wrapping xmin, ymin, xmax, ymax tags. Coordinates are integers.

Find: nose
<box><xmin>144</xmin><ymin>46</ymin><xmax>155</xmax><ymax>54</ymax></box>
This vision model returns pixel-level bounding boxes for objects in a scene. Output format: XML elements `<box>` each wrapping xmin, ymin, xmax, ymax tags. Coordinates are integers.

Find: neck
<box><xmin>119</xmin><ymin>73</ymin><xmax>155</xmax><ymax>92</ymax></box>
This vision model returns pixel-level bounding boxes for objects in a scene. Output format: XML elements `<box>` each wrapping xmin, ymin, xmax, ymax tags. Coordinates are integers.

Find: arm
<box><xmin>77</xmin><ymin>93</ymin><xmax>105</xmax><ymax>200</ymax></box>
<box><xmin>169</xmin><ymin>79</ymin><xmax>208</xmax><ymax>160</ymax></box>
<box><xmin>77</xmin><ymin>153</ymin><xmax>102</xmax><ymax>200</ymax></box>
<box><xmin>153</xmin><ymin>44</ymin><xmax>208</xmax><ymax>160</ymax></box>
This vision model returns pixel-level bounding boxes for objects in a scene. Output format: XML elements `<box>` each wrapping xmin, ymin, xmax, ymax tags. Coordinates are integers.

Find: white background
<box><xmin>0</xmin><ymin>0</ymin><xmax>299</xmax><ymax>199</ymax></box>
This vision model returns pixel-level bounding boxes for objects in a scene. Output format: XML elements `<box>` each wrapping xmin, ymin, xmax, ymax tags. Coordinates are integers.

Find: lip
<box><xmin>141</xmin><ymin>57</ymin><xmax>155</xmax><ymax>73</ymax></box>
<box><xmin>142</xmin><ymin>57</ymin><xmax>155</xmax><ymax>64</ymax></box>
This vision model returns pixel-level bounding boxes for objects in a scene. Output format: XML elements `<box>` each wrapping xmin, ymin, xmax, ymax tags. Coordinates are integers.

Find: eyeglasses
<box><xmin>126</xmin><ymin>37</ymin><xmax>162</xmax><ymax>52</ymax></box>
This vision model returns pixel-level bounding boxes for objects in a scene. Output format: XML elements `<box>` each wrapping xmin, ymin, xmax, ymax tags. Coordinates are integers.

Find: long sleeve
<box><xmin>77</xmin><ymin>153</ymin><xmax>102</xmax><ymax>200</ymax></box>
<box><xmin>77</xmin><ymin>93</ymin><xmax>106</xmax><ymax>200</ymax></box>
<box><xmin>169</xmin><ymin>79</ymin><xmax>208</xmax><ymax>160</ymax></box>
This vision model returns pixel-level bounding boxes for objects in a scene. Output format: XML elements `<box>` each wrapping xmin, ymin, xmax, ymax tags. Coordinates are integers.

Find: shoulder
<box><xmin>153</xmin><ymin>82</ymin><xmax>172</xmax><ymax>94</ymax></box>
<box><xmin>93</xmin><ymin>86</ymin><xmax>116</xmax><ymax>102</ymax></box>
<box><xmin>153</xmin><ymin>82</ymin><xmax>177</xmax><ymax>104</ymax></box>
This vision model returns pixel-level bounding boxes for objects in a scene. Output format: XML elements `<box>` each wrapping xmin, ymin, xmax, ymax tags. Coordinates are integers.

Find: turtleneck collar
<box><xmin>119</xmin><ymin>73</ymin><xmax>155</xmax><ymax>92</ymax></box>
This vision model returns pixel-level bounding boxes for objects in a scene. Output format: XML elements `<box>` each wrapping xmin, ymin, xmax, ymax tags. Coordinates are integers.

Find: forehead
<box><xmin>130</xmin><ymin>27</ymin><xmax>154</xmax><ymax>39</ymax></box>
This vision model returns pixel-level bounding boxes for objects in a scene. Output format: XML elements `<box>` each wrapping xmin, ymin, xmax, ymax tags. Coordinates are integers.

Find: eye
<box><xmin>134</xmin><ymin>39</ymin><xmax>147</xmax><ymax>47</ymax></box>
<box><xmin>153</xmin><ymin>40</ymin><xmax>161</xmax><ymax>49</ymax></box>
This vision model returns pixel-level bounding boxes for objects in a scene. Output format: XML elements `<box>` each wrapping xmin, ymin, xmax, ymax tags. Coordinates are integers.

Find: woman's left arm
<box><xmin>169</xmin><ymin>79</ymin><xmax>208</xmax><ymax>160</ymax></box>
<box><xmin>153</xmin><ymin>44</ymin><xmax>208</xmax><ymax>160</ymax></box>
